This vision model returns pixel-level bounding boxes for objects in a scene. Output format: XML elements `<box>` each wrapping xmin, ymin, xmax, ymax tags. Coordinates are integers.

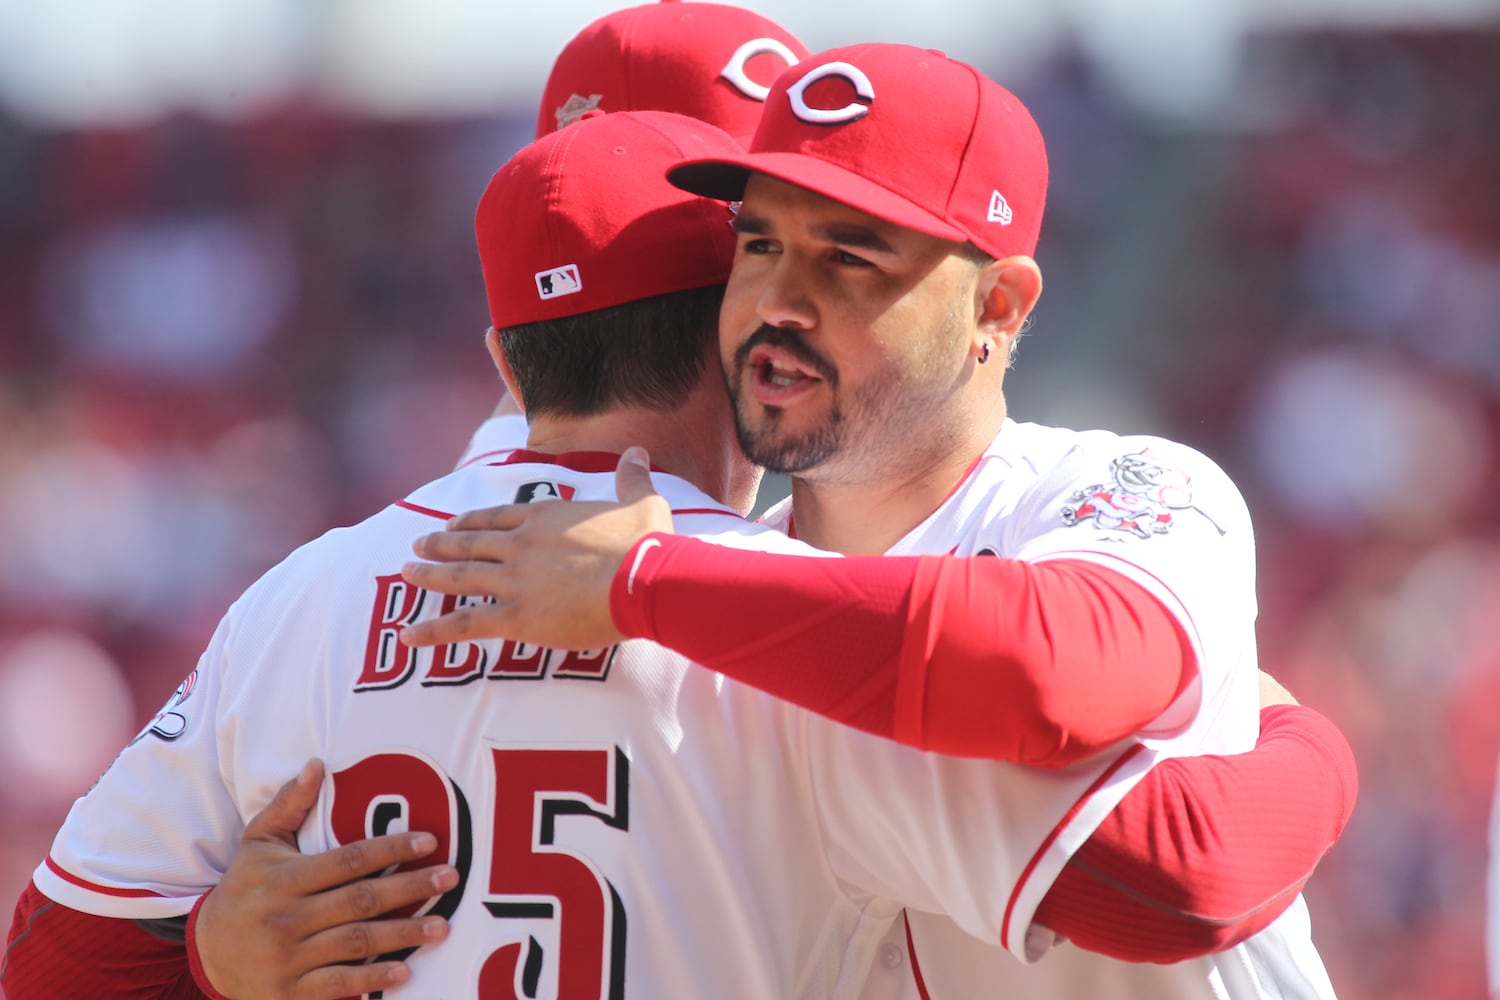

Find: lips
<box><xmin>734</xmin><ymin>324</ymin><xmax>837</xmax><ymax>408</ymax></box>
<box><xmin>746</xmin><ymin>344</ymin><xmax>824</xmax><ymax>404</ymax></box>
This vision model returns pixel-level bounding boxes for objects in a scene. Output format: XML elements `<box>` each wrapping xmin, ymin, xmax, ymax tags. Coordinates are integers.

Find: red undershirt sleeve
<box><xmin>610</xmin><ymin>533</ymin><xmax>1193</xmax><ymax>765</ymax></box>
<box><xmin>2</xmin><ymin>881</ymin><xmax>206</xmax><ymax>999</ymax></box>
<box><xmin>1035</xmin><ymin>703</ymin><xmax>1359</xmax><ymax>961</ymax></box>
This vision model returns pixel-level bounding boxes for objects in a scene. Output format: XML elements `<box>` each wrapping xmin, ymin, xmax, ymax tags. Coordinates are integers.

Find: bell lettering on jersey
<box><xmin>356</xmin><ymin>575</ymin><xmax>618</xmax><ymax>691</ymax></box>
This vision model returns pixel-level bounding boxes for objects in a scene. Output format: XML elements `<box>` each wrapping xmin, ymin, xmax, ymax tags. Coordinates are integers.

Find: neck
<box><xmin>786</xmin><ymin>451</ymin><xmax>973</xmax><ymax>555</ymax></box>
<box><xmin>789</xmin><ymin>395</ymin><xmax>1007</xmax><ymax>555</ymax></box>
<box><xmin>524</xmin><ymin>389</ymin><xmax>760</xmax><ymax>516</ymax></box>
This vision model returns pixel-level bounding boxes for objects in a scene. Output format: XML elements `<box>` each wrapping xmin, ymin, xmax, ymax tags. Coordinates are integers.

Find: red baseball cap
<box><xmin>536</xmin><ymin>1</ymin><xmax>809</xmax><ymax>144</ymax></box>
<box><xmin>667</xmin><ymin>43</ymin><xmax>1048</xmax><ymax>261</ymax></box>
<box><xmin>478</xmin><ymin>110</ymin><xmax>740</xmax><ymax>331</ymax></box>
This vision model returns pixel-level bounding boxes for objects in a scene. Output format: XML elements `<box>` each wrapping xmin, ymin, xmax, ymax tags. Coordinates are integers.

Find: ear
<box><xmin>973</xmin><ymin>256</ymin><xmax>1042</xmax><ymax>362</ymax></box>
<box><xmin>486</xmin><ymin>327</ymin><xmax>527</xmax><ymax>417</ymax></box>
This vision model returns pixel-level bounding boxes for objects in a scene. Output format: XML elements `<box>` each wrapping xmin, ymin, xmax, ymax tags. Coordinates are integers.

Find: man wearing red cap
<box><xmin>452</xmin><ymin>0</ymin><xmax>810</xmax><ymax>474</ymax></box>
<box><xmin>2</xmin><ymin>107</ymin><xmax>1344</xmax><ymax>1000</ymax></box>
<box><xmin>399</xmin><ymin>43</ymin><xmax>1349</xmax><ymax>999</ymax></box>
<box><xmin>2</xmin><ymin>11</ymin><xmax>1351</xmax><ymax>1000</ymax></box>
<box><xmin>233</xmin><ymin>18</ymin><xmax>1350</xmax><ymax>1000</ymax></box>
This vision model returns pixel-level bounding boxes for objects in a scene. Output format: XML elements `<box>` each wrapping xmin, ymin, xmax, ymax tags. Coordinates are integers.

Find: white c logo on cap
<box><xmin>720</xmin><ymin>38</ymin><xmax>801</xmax><ymax>102</ymax></box>
<box><xmin>786</xmin><ymin>61</ymin><xmax>874</xmax><ymax>125</ymax></box>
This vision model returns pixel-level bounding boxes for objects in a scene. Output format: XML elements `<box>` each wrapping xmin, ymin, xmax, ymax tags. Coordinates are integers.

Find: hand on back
<box><xmin>193</xmin><ymin>760</ymin><xmax>456</xmax><ymax>1000</ymax></box>
<box><xmin>401</xmin><ymin>447</ymin><xmax>673</xmax><ymax>651</ymax></box>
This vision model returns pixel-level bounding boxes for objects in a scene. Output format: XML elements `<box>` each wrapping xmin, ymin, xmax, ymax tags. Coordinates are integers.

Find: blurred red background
<box><xmin>2</xmin><ymin>13</ymin><xmax>1498</xmax><ymax>999</ymax></box>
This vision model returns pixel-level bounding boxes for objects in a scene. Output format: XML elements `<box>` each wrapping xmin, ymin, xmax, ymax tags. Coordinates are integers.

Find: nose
<box><xmin>754</xmin><ymin>256</ymin><xmax>816</xmax><ymax>332</ymax></box>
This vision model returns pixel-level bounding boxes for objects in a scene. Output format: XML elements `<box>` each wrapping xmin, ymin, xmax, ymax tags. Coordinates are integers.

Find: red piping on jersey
<box><xmin>43</xmin><ymin>855</ymin><xmax>168</xmax><ymax>898</ymax></box>
<box><xmin>998</xmin><ymin>741</ymin><xmax>1149</xmax><ymax>953</ymax></box>
<box><xmin>398</xmin><ymin>498</ymin><xmax>738</xmax><ymax>522</ymax></box>
<box><xmin>499</xmin><ymin>449</ymin><xmax>671</xmax><ymax>474</ymax></box>
<box><xmin>671</xmin><ymin>508</ymin><xmax>745</xmax><ymax>519</ymax></box>
<box><xmin>931</xmin><ymin>451</ymin><xmax>989</xmax><ymax>511</ymax></box>
<box><xmin>395</xmin><ymin>500</ymin><xmax>454</xmax><ymax>521</ymax></box>
<box><xmin>457</xmin><ymin>448</ymin><xmax>516</xmax><ymax>469</ymax></box>
<box><xmin>903</xmin><ymin>910</ymin><xmax>933</xmax><ymax>1000</ymax></box>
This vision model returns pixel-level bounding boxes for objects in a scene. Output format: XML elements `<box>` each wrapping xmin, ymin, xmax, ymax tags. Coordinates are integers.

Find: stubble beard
<box><xmin>726</xmin><ymin>363</ymin><xmax>910</xmax><ymax>481</ymax></box>
<box><xmin>724</xmin><ymin>324</ymin><xmax>852</xmax><ymax>475</ymax></box>
<box><xmin>732</xmin><ymin>393</ymin><xmax>845</xmax><ymax>475</ymax></box>
<box><xmin>725</xmin><ymin>296</ymin><xmax>974</xmax><ymax>480</ymax></box>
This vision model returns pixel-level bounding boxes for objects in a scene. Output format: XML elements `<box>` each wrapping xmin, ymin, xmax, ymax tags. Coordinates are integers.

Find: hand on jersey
<box><xmin>401</xmin><ymin>447</ymin><xmax>673</xmax><ymax>650</ymax></box>
<box><xmin>193</xmin><ymin>759</ymin><xmax>457</xmax><ymax>1000</ymax></box>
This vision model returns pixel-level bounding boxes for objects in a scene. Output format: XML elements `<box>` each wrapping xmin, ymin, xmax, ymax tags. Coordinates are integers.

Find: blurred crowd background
<box><xmin>2</xmin><ymin>3</ymin><xmax>1498</xmax><ymax>998</ymax></box>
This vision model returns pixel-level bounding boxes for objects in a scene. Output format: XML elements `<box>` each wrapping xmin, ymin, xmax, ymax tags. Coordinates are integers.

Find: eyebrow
<box><xmin>730</xmin><ymin>210</ymin><xmax>770</xmax><ymax>236</ymax></box>
<box><xmin>731</xmin><ymin>209</ymin><xmax>899</xmax><ymax>255</ymax></box>
<box><xmin>812</xmin><ymin>223</ymin><xmax>898</xmax><ymax>255</ymax></box>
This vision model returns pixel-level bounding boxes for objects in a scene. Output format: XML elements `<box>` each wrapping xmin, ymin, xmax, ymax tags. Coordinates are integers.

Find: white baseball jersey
<box><xmin>456</xmin><ymin>413</ymin><xmax>1342</xmax><ymax>999</ymax></box>
<box><xmin>1488</xmin><ymin>754</ymin><xmax>1500</xmax><ymax>1000</ymax></box>
<box><xmin>756</xmin><ymin>418</ymin><xmax>1338</xmax><ymax>1000</ymax></box>
<box><xmin>455</xmin><ymin>413</ymin><xmax>527</xmax><ymax>470</ymax></box>
<box><xmin>39</xmin><ymin>449</ymin><xmax>1171</xmax><ymax>1000</ymax></box>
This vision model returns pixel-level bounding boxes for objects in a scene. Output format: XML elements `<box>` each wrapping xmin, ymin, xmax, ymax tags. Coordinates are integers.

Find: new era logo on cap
<box><xmin>535</xmin><ymin>265</ymin><xmax>582</xmax><ymax>300</ymax></box>
<box><xmin>987</xmin><ymin>191</ymin><xmax>1013</xmax><ymax>226</ymax></box>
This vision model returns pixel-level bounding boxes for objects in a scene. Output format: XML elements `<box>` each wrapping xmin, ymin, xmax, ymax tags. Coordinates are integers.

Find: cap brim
<box><xmin>668</xmin><ymin>153</ymin><xmax>969</xmax><ymax>245</ymax></box>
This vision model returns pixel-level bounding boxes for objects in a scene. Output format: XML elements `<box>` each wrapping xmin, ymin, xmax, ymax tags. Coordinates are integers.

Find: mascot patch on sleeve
<box><xmin>1060</xmin><ymin>450</ymin><xmax>1224</xmax><ymax>539</ymax></box>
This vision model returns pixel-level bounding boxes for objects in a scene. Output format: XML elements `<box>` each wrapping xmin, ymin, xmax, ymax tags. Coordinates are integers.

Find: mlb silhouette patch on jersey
<box><xmin>515</xmin><ymin>480</ymin><xmax>577</xmax><ymax>503</ymax></box>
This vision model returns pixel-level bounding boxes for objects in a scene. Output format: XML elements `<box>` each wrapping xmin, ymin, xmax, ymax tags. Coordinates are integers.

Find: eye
<box><xmin>739</xmin><ymin>237</ymin><xmax>778</xmax><ymax>256</ymax></box>
<box><xmin>832</xmin><ymin>249</ymin><xmax>873</xmax><ymax>267</ymax></box>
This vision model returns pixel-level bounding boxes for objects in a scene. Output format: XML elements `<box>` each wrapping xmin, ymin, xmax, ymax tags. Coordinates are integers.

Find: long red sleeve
<box><xmin>1038</xmin><ymin>703</ymin><xmax>1359</xmax><ymax>961</ymax></box>
<box><xmin>2</xmin><ymin>881</ymin><xmax>206</xmax><ymax>999</ymax></box>
<box><xmin>611</xmin><ymin>533</ymin><xmax>1192</xmax><ymax>765</ymax></box>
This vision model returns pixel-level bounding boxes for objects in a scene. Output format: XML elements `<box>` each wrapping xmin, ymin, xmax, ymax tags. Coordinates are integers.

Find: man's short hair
<box><xmin>499</xmin><ymin>284</ymin><xmax>725</xmax><ymax>417</ymax></box>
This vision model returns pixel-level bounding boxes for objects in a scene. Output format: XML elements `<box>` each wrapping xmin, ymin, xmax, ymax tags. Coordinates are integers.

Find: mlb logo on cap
<box><xmin>535</xmin><ymin>265</ymin><xmax>582</xmax><ymax>300</ymax></box>
<box><xmin>477</xmin><ymin>110</ymin><xmax>741</xmax><ymax>332</ymax></box>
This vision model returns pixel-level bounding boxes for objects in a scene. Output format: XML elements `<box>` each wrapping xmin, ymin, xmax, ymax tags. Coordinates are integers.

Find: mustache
<box><xmin>732</xmin><ymin>325</ymin><xmax>838</xmax><ymax>384</ymax></box>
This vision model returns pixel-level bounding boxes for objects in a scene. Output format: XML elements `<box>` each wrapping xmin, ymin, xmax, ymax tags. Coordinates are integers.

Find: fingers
<box><xmin>399</xmin><ymin>598</ymin><xmax>513</xmax><ymax>647</ymax></box>
<box><xmin>295</xmin><ymin>960</ymin><xmax>414</xmax><ymax>1000</ymax></box>
<box><xmin>412</xmin><ymin>525</ymin><xmax>514</xmax><ymax>564</ymax></box>
<box><xmin>614</xmin><ymin>447</ymin><xmax>657</xmax><ymax>504</ymax></box>
<box><xmin>447</xmin><ymin>504</ymin><xmax>529</xmax><ymax>532</ymax></box>
<box><xmin>279</xmin><ymin>832</ymin><xmax>444</xmax><ymax>896</ymax></box>
<box><xmin>243</xmin><ymin>760</ymin><xmax>325</xmax><ymax>845</ymax></box>
<box><xmin>403</xmin><ymin>557</ymin><xmax>512</xmax><ymax>598</ymax></box>
<box><xmin>302</xmin><ymin>860</ymin><xmax>459</xmax><ymax>930</ymax></box>
<box><xmin>298</xmin><ymin>910</ymin><xmax>450</xmax><ymax>970</ymax></box>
